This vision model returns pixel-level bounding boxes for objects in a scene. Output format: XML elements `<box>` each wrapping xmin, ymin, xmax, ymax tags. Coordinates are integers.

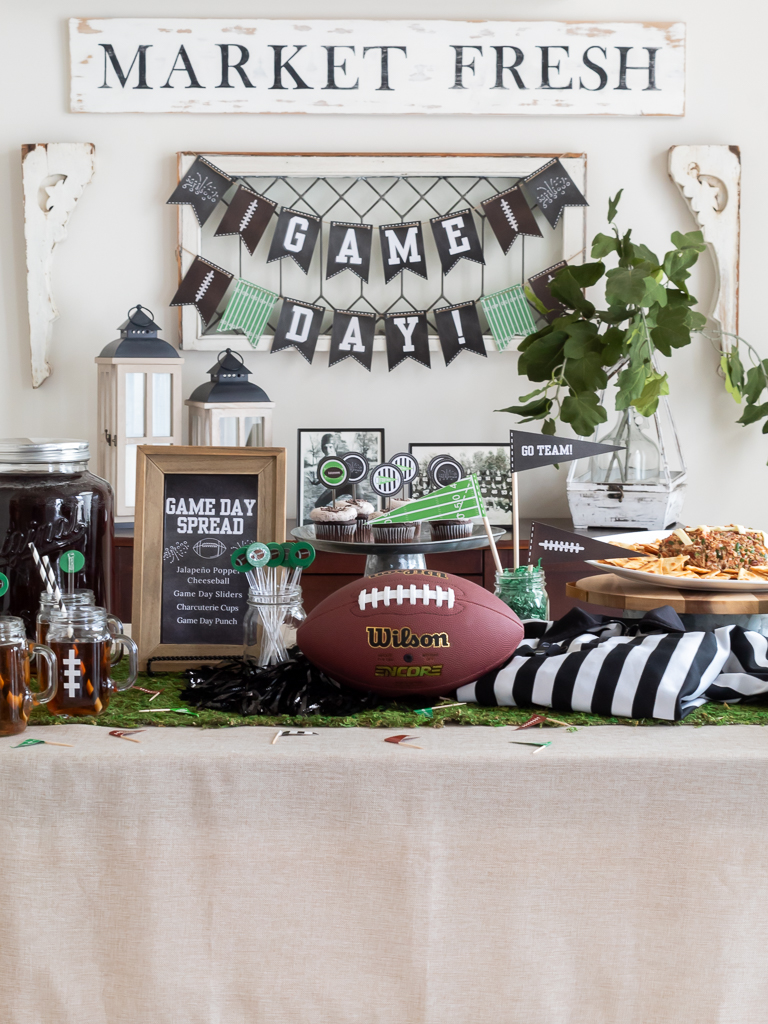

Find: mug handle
<box><xmin>30</xmin><ymin>644</ymin><xmax>57</xmax><ymax>704</ymax></box>
<box><xmin>107</xmin><ymin>614</ymin><xmax>124</xmax><ymax>666</ymax></box>
<box><xmin>108</xmin><ymin>634</ymin><xmax>138</xmax><ymax>693</ymax></box>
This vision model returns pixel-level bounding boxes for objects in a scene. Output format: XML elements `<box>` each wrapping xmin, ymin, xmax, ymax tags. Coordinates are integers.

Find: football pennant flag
<box><xmin>521</xmin><ymin>158</ymin><xmax>589</xmax><ymax>229</ymax></box>
<box><xmin>510</xmin><ymin>430</ymin><xmax>624</xmax><ymax>472</ymax></box>
<box><xmin>481</xmin><ymin>284</ymin><xmax>538</xmax><ymax>350</ymax></box>
<box><xmin>482</xmin><ymin>185</ymin><xmax>543</xmax><ymax>254</ymax></box>
<box><xmin>372</xmin><ymin>474</ymin><xmax>486</xmax><ymax>525</ymax></box>
<box><xmin>217</xmin><ymin>279</ymin><xmax>277</xmax><ymax>348</ymax></box>
<box><xmin>170</xmin><ymin>256</ymin><xmax>234</xmax><ymax>326</ymax></box>
<box><xmin>214</xmin><ymin>185</ymin><xmax>276</xmax><ymax>256</ymax></box>
<box><xmin>528</xmin><ymin>522</ymin><xmax>636</xmax><ymax>565</ymax></box>
<box><xmin>166</xmin><ymin>156</ymin><xmax>231</xmax><ymax>227</ymax></box>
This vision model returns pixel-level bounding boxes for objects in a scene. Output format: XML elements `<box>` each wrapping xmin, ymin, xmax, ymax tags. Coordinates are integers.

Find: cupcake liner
<box><xmin>371</xmin><ymin>524</ymin><xmax>417</xmax><ymax>543</ymax></box>
<box><xmin>314</xmin><ymin>523</ymin><xmax>357</xmax><ymax>540</ymax></box>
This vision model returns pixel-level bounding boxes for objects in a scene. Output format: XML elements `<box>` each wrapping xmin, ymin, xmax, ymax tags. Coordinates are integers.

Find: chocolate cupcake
<box><xmin>429</xmin><ymin>520</ymin><xmax>473</xmax><ymax>540</ymax></box>
<box><xmin>370</xmin><ymin>522</ymin><xmax>417</xmax><ymax>543</ymax></box>
<box><xmin>310</xmin><ymin>502</ymin><xmax>357</xmax><ymax>539</ymax></box>
<box><xmin>345</xmin><ymin>498</ymin><xmax>375</xmax><ymax>522</ymax></box>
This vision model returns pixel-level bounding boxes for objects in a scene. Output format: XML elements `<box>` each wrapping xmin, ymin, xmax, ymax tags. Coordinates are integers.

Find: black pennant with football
<box><xmin>521</xmin><ymin>158</ymin><xmax>589</xmax><ymax>229</ymax></box>
<box><xmin>271</xmin><ymin>298</ymin><xmax>324</xmax><ymax>364</ymax></box>
<box><xmin>325</xmin><ymin>222</ymin><xmax>373</xmax><ymax>283</ymax></box>
<box><xmin>430</xmin><ymin>209</ymin><xmax>485</xmax><ymax>275</ymax></box>
<box><xmin>266</xmin><ymin>208</ymin><xmax>322</xmax><ymax>274</ymax></box>
<box><xmin>482</xmin><ymin>185</ymin><xmax>543</xmax><ymax>254</ymax></box>
<box><xmin>329</xmin><ymin>309</ymin><xmax>376</xmax><ymax>371</ymax></box>
<box><xmin>510</xmin><ymin>429</ymin><xmax>624</xmax><ymax>472</ymax></box>
<box><xmin>166</xmin><ymin>157</ymin><xmax>232</xmax><ymax>227</ymax></box>
<box><xmin>383</xmin><ymin>311</ymin><xmax>431</xmax><ymax>371</ymax></box>
<box><xmin>169</xmin><ymin>256</ymin><xmax>234</xmax><ymax>326</ymax></box>
<box><xmin>529</xmin><ymin>522</ymin><xmax>636</xmax><ymax>565</ymax></box>
<box><xmin>214</xmin><ymin>185</ymin><xmax>277</xmax><ymax>256</ymax></box>
<box><xmin>433</xmin><ymin>301</ymin><xmax>486</xmax><ymax>366</ymax></box>
<box><xmin>379</xmin><ymin>222</ymin><xmax>428</xmax><ymax>284</ymax></box>
<box><xmin>527</xmin><ymin>262</ymin><xmax>568</xmax><ymax>323</ymax></box>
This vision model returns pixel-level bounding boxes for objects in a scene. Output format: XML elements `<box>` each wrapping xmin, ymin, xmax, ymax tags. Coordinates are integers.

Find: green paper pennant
<box><xmin>13</xmin><ymin>738</ymin><xmax>45</xmax><ymax>748</ymax></box>
<box><xmin>372</xmin><ymin>474</ymin><xmax>486</xmax><ymax>525</ymax></box>
<box><xmin>481</xmin><ymin>283</ymin><xmax>537</xmax><ymax>351</ymax></box>
<box><xmin>217</xmin><ymin>279</ymin><xmax>278</xmax><ymax>348</ymax></box>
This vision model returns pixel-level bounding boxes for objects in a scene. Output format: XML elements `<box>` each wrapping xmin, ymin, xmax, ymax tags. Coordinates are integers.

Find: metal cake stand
<box><xmin>291</xmin><ymin>523</ymin><xmax>506</xmax><ymax>576</ymax></box>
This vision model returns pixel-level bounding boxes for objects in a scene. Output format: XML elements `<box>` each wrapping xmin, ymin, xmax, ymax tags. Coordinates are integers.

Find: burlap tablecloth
<box><xmin>1</xmin><ymin>723</ymin><xmax>767</xmax><ymax>1024</ymax></box>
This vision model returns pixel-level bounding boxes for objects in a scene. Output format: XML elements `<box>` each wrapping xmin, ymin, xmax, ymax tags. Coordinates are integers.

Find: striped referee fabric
<box><xmin>481</xmin><ymin>284</ymin><xmax>537</xmax><ymax>350</ymax></box>
<box><xmin>457</xmin><ymin>614</ymin><xmax>768</xmax><ymax>721</ymax></box>
<box><xmin>217</xmin><ymin>279</ymin><xmax>278</xmax><ymax>348</ymax></box>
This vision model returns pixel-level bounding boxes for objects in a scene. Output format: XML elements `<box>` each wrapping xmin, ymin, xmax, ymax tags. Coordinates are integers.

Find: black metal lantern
<box><xmin>186</xmin><ymin>349</ymin><xmax>274</xmax><ymax>446</ymax></box>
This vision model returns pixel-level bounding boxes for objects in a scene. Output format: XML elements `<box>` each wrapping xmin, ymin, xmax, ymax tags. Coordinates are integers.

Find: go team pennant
<box><xmin>326</xmin><ymin>222</ymin><xmax>373</xmax><ymax>283</ymax></box>
<box><xmin>267</xmin><ymin>208</ymin><xmax>321</xmax><ymax>274</ymax></box>
<box><xmin>271</xmin><ymin>297</ymin><xmax>324</xmax><ymax>363</ymax></box>
<box><xmin>329</xmin><ymin>309</ymin><xmax>376</xmax><ymax>371</ymax></box>
<box><xmin>383</xmin><ymin>311</ymin><xmax>431</xmax><ymax>371</ymax></box>
<box><xmin>521</xmin><ymin>158</ymin><xmax>588</xmax><ymax>229</ymax></box>
<box><xmin>510</xmin><ymin>429</ymin><xmax>624</xmax><ymax>472</ymax></box>
<box><xmin>217</xmin><ymin>279</ymin><xmax>277</xmax><ymax>348</ymax></box>
<box><xmin>529</xmin><ymin>522</ymin><xmax>636</xmax><ymax>565</ymax></box>
<box><xmin>166</xmin><ymin>156</ymin><xmax>231</xmax><ymax>227</ymax></box>
<box><xmin>214</xmin><ymin>185</ymin><xmax>277</xmax><ymax>256</ymax></box>
<box><xmin>482</xmin><ymin>185</ymin><xmax>543</xmax><ymax>254</ymax></box>
<box><xmin>379</xmin><ymin>222</ymin><xmax>428</xmax><ymax>284</ymax></box>
<box><xmin>433</xmin><ymin>301</ymin><xmax>486</xmax><ymax>365</ymax></box>
<box><xmin>373</xmin><ymin>474</ymin><xmax>486</xmax><ymax>525</ymax></box>
<box><xmin>430</xmin><ymin>208</ymin><xmax>485</xmax><ymax>275</ymax></box>
<box><xmin>170</xmin><ymin>256</ymin><xmax>234</xmax><ymax>326</ymax></box>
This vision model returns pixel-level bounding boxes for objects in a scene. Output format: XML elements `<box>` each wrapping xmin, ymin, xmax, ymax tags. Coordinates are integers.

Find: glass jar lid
<box><xmin>0</xmin><ymin>615</ymin><xmax>27</xmax><ymax>642</ymax></box>
<box><xmin>0</xmin><ymin>438</ymin><xmax>90</xmax><ymax>466</ymax></box>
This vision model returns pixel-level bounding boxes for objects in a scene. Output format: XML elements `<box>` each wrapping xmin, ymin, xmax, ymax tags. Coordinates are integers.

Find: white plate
<box><xmin>585</xmin><ymin>530</ymin><xmax>768</xmax><ymax>592</ymax></box>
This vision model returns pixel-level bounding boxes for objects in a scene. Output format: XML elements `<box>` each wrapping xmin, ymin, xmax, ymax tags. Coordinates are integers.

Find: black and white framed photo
<box><xmin>408</xmin><ymin>443</ymin><xmax>513</xmax><ymax>526</ymax></box>
<box><xmin>297</xmin><ymin>429</ymin><xmax>385</xmax><ymax>525</ymax></box>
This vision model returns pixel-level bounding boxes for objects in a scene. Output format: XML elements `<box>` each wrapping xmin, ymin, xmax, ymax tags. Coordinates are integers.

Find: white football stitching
<box><xmin>358</xmin><ymin>584</ymin><xmax>455</xmax><ymax>610</ymax></box>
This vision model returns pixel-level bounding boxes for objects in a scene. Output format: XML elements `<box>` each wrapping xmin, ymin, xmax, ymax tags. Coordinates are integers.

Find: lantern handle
<box><xmin>217</xmin><ymin>348</ymin><xmax>245</xmax><ymax>365</ymax></box>
<box><xmin>127</xmin><ymin>304</ymin><xmax>155</xmax><ymax>323</ymax></box>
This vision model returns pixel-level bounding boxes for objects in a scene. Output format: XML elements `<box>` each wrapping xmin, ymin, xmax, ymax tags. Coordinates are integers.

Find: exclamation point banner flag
<box><xmin>379</xmin><ymin>222</ymin><xmax>428</xmax><ymax>283</ymax></box>
<box><xmin>481</xmin><ymin>284</ymin><xmax>537</xmax><ymax>350</ymax></box>
<box><xmin>521</xmin><ymin>158</ymin><xmax>589</xmax><ymax>229</ymax></box>
<box><xmin>527</xmin><ymin>262</ymin><xmax>568</xmax><ymax>323</ymax></box>
<box><xmin>329</xmin><ymin>309</ymin><xmax>376</xmax><ymax>371</ymax></box>
<box><xmin>170</xmin><ymin>256</ymin><xmax>234</xmax><ymax>325</ymax></box>
<box><xmin>214</xmin><ymin>185</ymin><xmax>277</xmax><ymax>256</ymax></box>
<box><xmin>383</xmin><ymin>311</ymin><xmax>431</xmax><ymax>371</ymax></box>
<box><xmin>529</xmin><ymin>522</ymin><xmax>636</xmax><ymax>565</ymax></box>
<box><xmin>266</xmin><ymin>207</ymin><xmax>321</xmax><ymax>274</ymax></box>
<box><xmin>433</xmin><ymin>301</ymin><xmax>486</xmax><ymax>365</ymax></box>
<box><xmin>373</xmin><ymin>475</ymin><xmax>486</xmax><ymax>524</ymax></box>
<box><xmin>325</xmin><ymin>222</ymin><xmax>372</xmax><ymax>282</ymax></box>
<box><xmin>430</xmin><ymin>208</ymin><xmax>485</xmax><ymax>275</ymax></box>
<box><xmin>510</xmin><ymin>429</ymin><xmax>624</xmax><ymax>472</ymax></box>
<box><xmin>217</xmin><ymin>279</ymin><xmax>278</xmax><ymax>347</ymax></box>
<box><xmin>271</xmin><ymin>297</ymin><xmax>325</xmax><ymax>363</ymax></box>
<box><xmin>482</xmin><ymin>185</ymin><xmax>543</xmax><ymax>254</ymax></box>
<box><xmin>166</xmin><ymin>156</ymin><xmax>232</xmax><ymax>227</ymax></box>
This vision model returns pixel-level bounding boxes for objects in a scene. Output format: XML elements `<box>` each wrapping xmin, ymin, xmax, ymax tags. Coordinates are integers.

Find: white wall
<box><xmin>0</xmin><ymin>0</ymin><xmax>763</xmax><ymax>523</ymax></box>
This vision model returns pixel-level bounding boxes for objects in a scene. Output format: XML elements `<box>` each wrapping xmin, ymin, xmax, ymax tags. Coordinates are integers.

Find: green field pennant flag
<box><xmin>373</xmin><ymin>474</ymin><xmax>486</xmax><ymax>524</ymax></box>
<box><xmin>217</xmin><ymin>279</ymin><xmax>278</xmax><ymax>348</ymax></box>
<box><xmin>481</xmin><ymin>284</ymin><xmax>537</xmax><ymax>351</ymax></box>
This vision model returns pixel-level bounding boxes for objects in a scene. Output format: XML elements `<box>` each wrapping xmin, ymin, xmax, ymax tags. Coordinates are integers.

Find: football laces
<box><xmin>358</xmin><ymin>584</ymin><xmax>455</xmax><ymax>610</ymax></box>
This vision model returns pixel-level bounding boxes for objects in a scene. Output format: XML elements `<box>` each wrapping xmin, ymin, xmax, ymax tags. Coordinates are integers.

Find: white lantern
<box><xmin>185</xmin><ymin>349</ymin><xmax>274</xmax><ymax>448</ymax></box>
<box><xmin>95</xmin><ymin>306</ymin><xmax>184</xmax><ymax>521</ymax></box>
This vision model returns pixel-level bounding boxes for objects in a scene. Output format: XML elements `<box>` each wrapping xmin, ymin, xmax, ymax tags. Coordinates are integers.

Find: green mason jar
<box><xmin>494</xmin><ymin>565</ymin><xmax>549</xmax><ymax>620</ymax></box>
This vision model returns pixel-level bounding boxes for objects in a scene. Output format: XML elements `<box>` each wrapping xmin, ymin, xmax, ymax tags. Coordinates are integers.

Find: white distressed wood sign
<box><xmin>70</xmin><ymin>19</ymin><xmax>685</xmax><ymax>116</ymax></box>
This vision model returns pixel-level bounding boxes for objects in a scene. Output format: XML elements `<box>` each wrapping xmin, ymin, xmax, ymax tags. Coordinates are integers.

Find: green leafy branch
<box><xmin>715</xmin><ymin>332</ymin><xmax>768</xmax><ymax>452</ymax></box>
<box><xmin>497</xmin><ymin>190</ymin><xmax>707</xmax><ymax>436</ymax></box>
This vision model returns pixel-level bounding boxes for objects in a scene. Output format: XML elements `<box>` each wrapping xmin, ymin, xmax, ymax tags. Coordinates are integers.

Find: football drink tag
<box><xmin>481</xmin><ymin>185</ymin><xmax>543</xmax><ymax>254</ymax></box>
<box><xmin>329</xmin><ymin>309</ymin><xmax>376</xmax><ymax>371</ymax></box>
<box><xmin>267</xmin><ymin>207</ymin><xmax>321</xmax><ymax>274</ymax></box>
<box><xmin>521</xmin><ymin>158</ymin><xmax>589</xmax><ymax>229</ymax></box>
<box><xmin>326</xmin><ymin>222</ymin><xmax>373</xmax><ymax>282</ymax></box>
<box><xmin>529</xmin><ymin>522</ymin><xmax>636</xmax><ymax>565</ymax></box>
<box><xmin>369</xmin><ymin>463</ymin><xmax>404</xmax><ymax>499</ymax></box>
<box><xmin>271</xmin><ymin>297</ymin><xmax>324</xmax><ymax>363</ymax></box>
<box><xmin>527</xmin><ymin>262</ymin><xmax>568</xmax><ymax>323</ymax></box>
<box><xmin>170</xmin><ymin>256</ymin><xmax>234</xmax><ymax>326</ymax></box>
<box><xmin>430</xmin><ymin>209</ymin><xmax>485</xmax><ymax>275</ymax></box>
<box><xmin>166</xmin><ymin>156</ymin><xmax>231</xmax><ymax>227</ymax></box>
<box><xmin>383</xmin><ymin>311</ymin><xmax>431</xmax><ymax>371</ymax></box>
<box><xmin>214</xmin><ymin>185</ymin><xmax>277</xmax><ymax>256</ymax></box>
<box><xmin>433</xmin><ymin>301</ymin><xmax>486</xmax><ymax>365</ymax></box>
<box><xmin>379</xmin><ymin>222</ymin><xmax>428</xmax><ymax>284</ymax></box>
<box><xmin>510</xmin><ymin>429</ymin><xmax>624</xmax><ymax>472</ymax></box>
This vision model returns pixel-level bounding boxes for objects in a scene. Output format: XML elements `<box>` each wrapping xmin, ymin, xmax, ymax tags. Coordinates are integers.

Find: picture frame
<box><xmin>297</xmin><ymin>429</ymin><xmax>385</xmax><ymax>526</ymax></box>
<box><xmin>408</xmin><ymin>443</ymin><xmax>512</xmax><ymax>526</ymax></box>
<box><xmin>132</xmin><ymin>446</ymin><xmax>286</xmax><ymax>669</ymax></box>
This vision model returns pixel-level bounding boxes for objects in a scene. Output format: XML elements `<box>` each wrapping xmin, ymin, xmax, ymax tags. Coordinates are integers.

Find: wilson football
<box><xmin>296</xmin><ymin>569</ymin><xmax>524</xmax><ymax>698</ymax></box>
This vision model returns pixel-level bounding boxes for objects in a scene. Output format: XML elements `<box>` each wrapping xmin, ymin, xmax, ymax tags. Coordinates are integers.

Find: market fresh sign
<box><xmin>69</xmin><ymin>19</ymin><xmax>685</xmax><ymax>116</ymax></box>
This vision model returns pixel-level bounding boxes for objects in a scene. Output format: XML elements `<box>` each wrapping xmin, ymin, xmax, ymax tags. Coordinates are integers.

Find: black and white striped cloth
<box><xmin>457</xmin><ymin>607</ymin><xmax>768</xmax><ymax>721</ymax></box>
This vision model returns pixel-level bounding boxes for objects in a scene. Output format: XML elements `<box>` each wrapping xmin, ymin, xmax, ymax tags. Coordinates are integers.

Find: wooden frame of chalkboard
<box><xmin>132</xmin><ymin>446</ymin><xmax>286</xmax><ymax>669</ymax></box>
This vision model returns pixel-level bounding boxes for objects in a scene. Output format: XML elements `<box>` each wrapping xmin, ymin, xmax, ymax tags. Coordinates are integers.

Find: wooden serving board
<box><xmin>566</xmin><ymin>574</ymin><xmax>768</xmax><ymax>615</ymax></box>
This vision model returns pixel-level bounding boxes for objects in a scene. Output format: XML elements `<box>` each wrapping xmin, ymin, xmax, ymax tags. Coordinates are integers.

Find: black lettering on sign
<box><xmin>161</xmin><ymin>473</ymin><xmax>259</xmax><ymax>646</ymax></box>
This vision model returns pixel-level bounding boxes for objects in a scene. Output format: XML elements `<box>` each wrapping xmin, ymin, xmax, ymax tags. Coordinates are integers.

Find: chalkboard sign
<box><xmin>132</xmin><ymin>446</ymin><xmax>287</xmax><ymax>669</ymax></box>
<box><xmin>161</xmin><ymin>473</ymin><xmax>259</xmax><ymax>646</ymax></box>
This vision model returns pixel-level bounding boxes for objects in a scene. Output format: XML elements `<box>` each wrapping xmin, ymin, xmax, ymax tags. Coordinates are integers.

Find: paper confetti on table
<box><xmin>12</xmin><ymin>738</ymin><xmax>73</xmax><ymax>748</ymax></box>
<box><xmin>384</xmin><ymin>735</ymin><xmax>423</xmax><ymax>749</ymax></box>
<box><xmin>510</xmin><ymin>740</ymin><xmax>552</xmax><ymax>752</ymax></box>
